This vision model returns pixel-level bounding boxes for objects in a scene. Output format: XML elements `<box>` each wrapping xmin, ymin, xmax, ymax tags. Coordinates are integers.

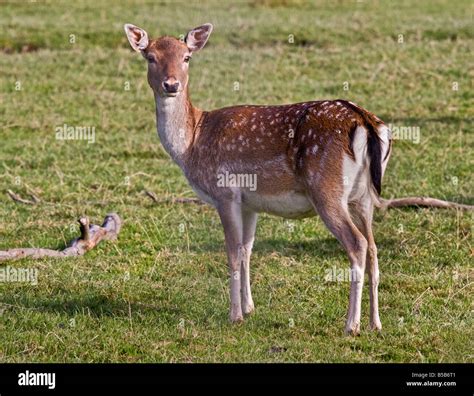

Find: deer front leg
<box><xmin>218</xmin><ymin>201</ymin><xmax>244</xmax><ymax>323</ymax></box>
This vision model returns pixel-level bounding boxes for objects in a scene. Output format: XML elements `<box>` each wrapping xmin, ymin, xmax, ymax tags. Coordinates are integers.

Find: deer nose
<box><xmin>162</xmin><ymin>79</ymin><xmax>180</xmax><ymax>94</ymax></box>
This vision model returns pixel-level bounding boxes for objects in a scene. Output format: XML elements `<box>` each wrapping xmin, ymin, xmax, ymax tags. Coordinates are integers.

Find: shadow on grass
<box><xmin>0</xmin><ymin>292</ymin><xmax>182</xmax><ymax>319</ymax></box>
<box><xmin>192</xmin><ymin>235</ymin><xmax>401</xmax><ymax>261</ymax></box>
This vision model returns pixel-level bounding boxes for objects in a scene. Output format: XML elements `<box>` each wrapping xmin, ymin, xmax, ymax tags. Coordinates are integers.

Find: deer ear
<box><xmin>185</xmin><ymin>23</ymin><xmax>213</xmax><ymax>52</ymax></box>
<box><xmin>124</xmin><ymin>23</ymin><xmax>149</xmax><ymax>52</ymax></box>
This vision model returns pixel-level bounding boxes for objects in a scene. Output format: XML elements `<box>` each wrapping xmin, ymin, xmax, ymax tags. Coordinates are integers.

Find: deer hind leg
<box><xmin>217</xmin><ymin>201</ymin><xmax>244</xmax><ymax>323</ymax></box>
<box><xmin>349</xmin><ymin>199</ymin><xmax>382</xmax><ymax>331</ymax></box>
<box><xmin>241</xmin><ymin>209</ymin><xmax>258</xmax><ymax>315</ymax></box>
<box><xmin>309</xmin><ymin>194</ymin><xmax>368</xmax><ymax>335</ymax></box>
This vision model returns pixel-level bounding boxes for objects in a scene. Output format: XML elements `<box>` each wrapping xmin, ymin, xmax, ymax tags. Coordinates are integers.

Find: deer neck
<box><xmin>154</xmin><ymin>87</ymin><xmax>201</xmax><ymax>167</ymax></box>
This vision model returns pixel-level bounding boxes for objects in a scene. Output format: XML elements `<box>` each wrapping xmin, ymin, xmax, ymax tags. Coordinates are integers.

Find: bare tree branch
<box><xmin>0</xmin><ymin>213</ymin><xmax>122</xmax><ymax>262</ymax></box>
<box><xmin>144</xmin><ymin>190</ymin><xmax>159</xmax><ymax>202</ymax></box>
<box><xmin>143</xmin><ymin>190</ymin><xmax>204</xmax><ymax>205</ymax></box>
<box><xmin>379</xmin><ymin>197</ymin><xmax>473</xmax><ymax>211</ymax></box>
<box><xmin>172</xmin><ymin>197</ymin><xmax>204</xmax><ymax>205</ymax></box>
<box><xmin>6</xmin><ymin>189</ymin><xmax>40</xmax><ymax>205</ymax></box>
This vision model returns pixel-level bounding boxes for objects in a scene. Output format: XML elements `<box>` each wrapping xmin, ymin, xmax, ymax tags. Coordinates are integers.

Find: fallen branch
<box><xmin>380</xmin><ymin>197</ymin><xmax>473</xmax><ymax>211</ymax></box>
<box><xmin>6</xmin><ymin>189</ymin><xmax>40</xmax><ymax>205</ymax></box>
<box><xmin>0</xmin><ymin>213</ymin><xmax>122</xmax><ymax>262</ymax></box>
<box><xmin>173</xmin><ymin>197</ymin><xmax>205</xmax><ymax>205</ymax></box>
<box><xmin>144</xmin><ymin>190</ymin><xmax>159</xmax><ymax>202</ymax></box>
<box><xmin>144</xmin><ymin>190</ymin><xmax>204</xmax><ymax>205</ymax></box>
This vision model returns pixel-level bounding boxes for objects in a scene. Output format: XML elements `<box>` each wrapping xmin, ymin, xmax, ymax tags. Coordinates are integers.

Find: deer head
<box><xmin>124</xmin><ymin>23</ymin><xmax>213</xmax><ymax>98</ymax></box>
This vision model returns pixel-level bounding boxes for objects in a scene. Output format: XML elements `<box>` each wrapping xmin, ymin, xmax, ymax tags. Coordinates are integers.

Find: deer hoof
<box><xmin>230</xmin><ymin>315</ymin><xmax>244</xmax><ymax>324</ymax></box>
<box><xmin>242</xmin><ymin>302</ymin><xmax>255</xmax><ymax>316</ymax></box>
<box><xmin>344</xmin><ymin>322</ymin><xmax>361</xmax><ymax>336</ymax></box>
<box><xmin>230</xmin><ymin>308</ymin><xmax>244</xmax><ymax>323</ymax></box>
<box><xmin>370</xmin><ymin>320</ymin><xmax>382</xmax><ymax>332</ymax></box>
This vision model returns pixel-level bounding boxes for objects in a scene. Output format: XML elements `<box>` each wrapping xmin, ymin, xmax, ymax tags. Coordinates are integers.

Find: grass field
<box><xmin>0</xmin><ymin>0</ymin><xmax>472</xmax><ymax>363</ymax></box>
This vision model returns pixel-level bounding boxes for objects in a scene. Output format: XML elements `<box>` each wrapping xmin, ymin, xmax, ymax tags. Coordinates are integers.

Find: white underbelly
<box><xmin>243</xmin><ymin>191</ymin><xmax>314</xmax><ymax>219</ymax></box>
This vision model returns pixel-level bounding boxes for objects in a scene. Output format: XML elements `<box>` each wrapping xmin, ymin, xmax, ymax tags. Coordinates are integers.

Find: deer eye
<box><xmin>146</xmin><ymin>55</ymin><xmax>156</xmax><ymax>63</ymax></box>
<box><xmin>184</xmin><ymin>55</ymin><xmax>191</xmax><ymax>63</ymax></box>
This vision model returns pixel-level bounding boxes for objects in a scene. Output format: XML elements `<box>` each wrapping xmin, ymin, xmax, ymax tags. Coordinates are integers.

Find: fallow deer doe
<box><xmin>124</xmin><ymin>23</ymin><xmax>472</xmax><ymax>335</ymax></box>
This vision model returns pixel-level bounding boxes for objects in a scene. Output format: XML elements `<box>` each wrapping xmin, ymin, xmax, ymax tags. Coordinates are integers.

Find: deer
<box><xmin>124</xmin><ymin>23</ymin><xmax>473</xmax><ymax>335</ymax></box>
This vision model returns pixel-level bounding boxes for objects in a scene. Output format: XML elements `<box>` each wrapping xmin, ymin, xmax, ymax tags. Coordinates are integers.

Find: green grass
<box><xmin>0</xmin><ymin>0</ymin><xmax>472</xmax><ymax>362</ymax></box>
